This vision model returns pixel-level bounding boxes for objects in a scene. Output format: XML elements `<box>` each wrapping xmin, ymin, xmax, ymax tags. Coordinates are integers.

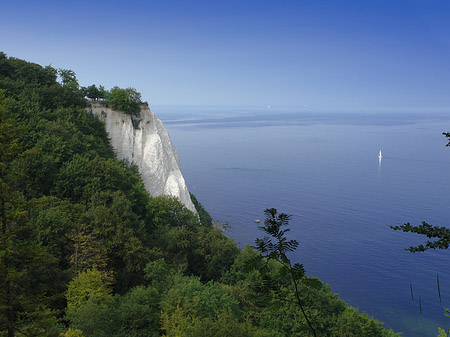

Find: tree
<box><xmin>161</xmin><ymin>305</ymin><xmax>273</xmax><ymax>337</ymax></box>
<box><xmin>61</xmin><ymin>328</ymin><xmax>85</xmax><ymax>337</ymax></box>
<box><xmin>58</xmin><ymin>69</ymin><xmax>78</xmax><ymax>87</ymax></box>
<box><xmin>148</xmin><ymin>195</ymin><xmax>199</xmax><ymax>229</ymax></box>
<box><xmin>190</xmin><ymin>193</ymin><xmax>213</xmax><ymax>226</ymax></box>
<box><xmin>57</xmin><ymin>69</ymin><xmax>85</xmax><ymax>107</ymax></box>
<box><xmin>67</xmin><ymin>285</ymin><xmax>161</xmax><ymax>337</ymax></box>
<box><xmin>66</xmin><ymin>268</ymin><xmax>112</xmax><ymax>311</ymax></box>
<box><xmin>160</xmin><ymin>276</ymin><xmax>241</xmax><ymax>320</ymax></box>
<box><xmin>67</xmin><ymin>222</ymin><xmax>108</xmax><ymax>274</ymax></box>
<box><xmin>105</xmin><ymin>86</ymin><xmax>142</xmax><ymax>116</ymax></box>
<box><xmin>98</xmin><ymin>85</ymin><xmax>107</xmax><ymax>100</ymax></box>
<box><xmin>254</xmin><ymin>208</ymin><xmax>318</xmax><ymax>337</ymax></box>
<box><xmin>84</xmin><ymin>84</ymin><xmax>100</xmax><ymax>100</ymax></box>
<box><xmin>0</xmin><ymin>91</ymin><xmax>60</xmax><ymax>336</ymax></box>
<box><xmin>82</xmin><ymin>84</ymin><xmax>107</xmax><ymax>101</ymax></box>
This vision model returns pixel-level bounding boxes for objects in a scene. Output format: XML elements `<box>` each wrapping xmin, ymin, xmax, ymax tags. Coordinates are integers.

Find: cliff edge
<box><xmin>88</xmin><ymin>100</ymin><xmax>196</xmax><ymax>213</ymax></box>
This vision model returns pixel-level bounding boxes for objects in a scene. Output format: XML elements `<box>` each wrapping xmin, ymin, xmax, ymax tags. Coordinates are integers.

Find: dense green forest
<box><xmin>0</xmin><ymin>53</ymin><xmax>399</xmax><ymax>336</ymax></box>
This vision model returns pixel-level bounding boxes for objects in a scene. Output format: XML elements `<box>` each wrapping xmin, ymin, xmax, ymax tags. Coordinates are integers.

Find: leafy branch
<box><xmin>391</xmin><ymin>222</ymin><xmax>450</xmax><ymax>252</ymax></box>
<box><xmin>255</xmin><ymin>208</ymin><xmax>318</xmax><ymax>337</ymax></box>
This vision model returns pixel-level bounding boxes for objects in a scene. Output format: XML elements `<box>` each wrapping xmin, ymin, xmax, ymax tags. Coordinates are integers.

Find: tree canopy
<box><xmin>105</xmin><ymin>86</ymin><xmax>142</xmax><ymax>116</ymax></box>
<box><xmin>0</xmin><ymin>52</ymin><xmax>398</xmax><ymax>337</ymax></box>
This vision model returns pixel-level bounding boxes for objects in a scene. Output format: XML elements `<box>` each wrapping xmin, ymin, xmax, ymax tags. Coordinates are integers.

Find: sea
<box><xmin>154</xmin><ymin>105</ymin><xmax>450</xmax><ymax>336</ymax></box>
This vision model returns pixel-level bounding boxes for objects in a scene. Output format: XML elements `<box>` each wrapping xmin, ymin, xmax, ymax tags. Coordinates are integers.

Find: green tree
<box><xmin>148</xmin><ymin>196</ymin><xmax>238</xmax><ymax>281</ymax></box>
<box><xmin>57</xmin><ymin>69</ymin><xmax>85</xmax><ymax>107</ymax></box>
<box><xmin>0</xmin><ymin>52</ymin><xmax>400</xmax><ymax>337</ymax></box>
<box><xmin>67</xmin><ymin>222</ymin><xmax>108</xmax><ymax>274</ymax></box>
<box><xmin>67</xmin><ymin>285</ymin><xmax>161</xmax><ymax>337</ymax></box>
<box><xmin>58</xmin><ymin>69</ymin><xmax>77</xmax><ymax>87</ymax></box>
<box><xmin>190</xmin><ymin>227</ymin><xmax>239</xmax><ymax>281</ymax></box>
<box><xmin>61</xmin><ymin>328</ymin><xmax>85</xmax><ymax>337</ymax></box>
<box><xmin>98</xmin><ymin>85</ymin><xmax>107</xmax><ymax>100</ymax></box>
<box><xmin>255</xmin><ymin>208</ymin><xmax>318</xmax><ymax>337</ymax></box>
<box><xmin>148</xmin><ymin>195</ymin><xmax>198</xmax><ymax>229</ymax></box>
<box><xmin>105</xmin><ymin>86</ymin><xmax>142</xmax><ymax>116</ymax></box>
<box><xmin>160</xmin><ymin>276</ymin><xmax>241</xmax><ymax>320</ymax></box>
<box><xmin>161</xmin><ymin>305</ymin><xmax>273</xmax><ymax>337</ymax></box>
<box><xmin>190</xmin><ymin>193</ymin><xmax>213</xmax><ymax>226</ymax></box>
<box><xmin>66</xmin><ymin>268</ymin><xmax>112</xmax><ymax>311</ymax></box>
<box><xmin>84</xmin><ymin>84</ymin><xmax>100</xmax><ymax>100</ymax></box>
<box><xmin>330</xmin><ymin>307</ymin><xmax>396</xmax><ymax>337</ymax></box>
<box><xmin>144</xmin><ymin>257</ymin><xmax>178</xmax><ymax>292</ymax></box>
<box><xmin>0</xmin><ymin>92</ymin><xmax>60</xmax><ymax>336</ymax></box>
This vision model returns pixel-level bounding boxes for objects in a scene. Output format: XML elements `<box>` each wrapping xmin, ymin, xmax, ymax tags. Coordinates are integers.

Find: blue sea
<box><xmin>155</xmin><ymin>106</ymin><xmax>450</xmax><ymax>336</ymax></box>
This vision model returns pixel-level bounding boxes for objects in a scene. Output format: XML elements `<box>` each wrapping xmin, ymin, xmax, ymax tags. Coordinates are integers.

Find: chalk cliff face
<box><xmin>88</xmin><ymin>101</ymin><xmax>196</xmax><ymax>213</ymax></box>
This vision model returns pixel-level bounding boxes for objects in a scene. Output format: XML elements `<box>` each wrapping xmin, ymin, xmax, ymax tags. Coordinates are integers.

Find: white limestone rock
<box><xmin>88</xmin><ymin>101</ymin><xmax>196</xmax><ymax>213</ymax></box>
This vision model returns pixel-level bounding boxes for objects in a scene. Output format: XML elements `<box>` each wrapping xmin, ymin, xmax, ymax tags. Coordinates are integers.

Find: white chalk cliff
<box><xmin>88</xmin><ymin>101</ymin><xmax>196</xmax><ymax>213</ymax></box>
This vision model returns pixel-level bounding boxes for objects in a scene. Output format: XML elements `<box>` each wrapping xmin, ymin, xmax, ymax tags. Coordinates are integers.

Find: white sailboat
<box><xmin>378</xmin><ymin>150</ymin><xmax>382</xmax><ymax>160</ymax></box>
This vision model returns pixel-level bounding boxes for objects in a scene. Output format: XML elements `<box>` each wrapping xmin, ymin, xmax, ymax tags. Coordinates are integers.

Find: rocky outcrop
<box><xmin>88</xmin><ymin>101</ymin><xmax>196</xmax><ymax>213</ymax></box>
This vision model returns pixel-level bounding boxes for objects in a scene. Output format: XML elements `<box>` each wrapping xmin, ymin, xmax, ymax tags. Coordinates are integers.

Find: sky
<box><xmin>1</xmin><ymin>0</ymin><xmax>450</xmax><ymax>111</ymax></box>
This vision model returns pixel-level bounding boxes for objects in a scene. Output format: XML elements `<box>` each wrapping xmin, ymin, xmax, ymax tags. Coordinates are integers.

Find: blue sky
<box><xmin>1</xmin><ymin>0</ymin><xmax>450</xmax><ymax>111</ymax></box>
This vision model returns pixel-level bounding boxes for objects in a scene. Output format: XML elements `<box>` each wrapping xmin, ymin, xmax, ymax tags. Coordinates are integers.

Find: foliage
<box><xmin>60</xmin><ymin>328</ymin><xmax>85</xmax><ymax>337</ymax></box>
<box><xmin>161</xmin><ymin>305</ymin><xmax>273</xmax><ymax>337</ymax></box>
<box><xmin>160</xmin><ymin>276</ymin><xmax>241</xmax><ymax>319</ymax></box>
<box><xmin>56</xmin><ymin>69</ymin><xmax>86</xmax><ymax>107</ymax></box>
<box><xmin>67</xmin><ymin>285</ymin><xmax>160</xmax><ymax>337</ymax></box>
<box><xmin>391</xmin><ymin>221</ymin><xmax>450</xmax><ymax>252</ymax></box>
<box><xmin>0</xmin><ymin>52</ymin><xmax>398</xmax><ymax>337</ymax></box>
<box><xmin>105</xmin><ymin>86</ymin><xmax>142</xmax><ymax>116</ymax></box>
<box><xmin>67</xmin><ymin>222</ymin><xmax>108</xmax><ymax>274</ymax></box>
<box><xmin>148</xmin><ymin>199</ymin><xmax>239</xmax><ymax>281</ymax></box>
<box><xmin>190</xmin><ymin>192</ymin><xmax>213</xmax><ymax>226</ymax></box>
<box><xmin>330</xmin><ymin>306</ymin><xmax>398</xmax><ymax>337</ymax></box>
<box><xmin>0</xmin><ymin>93</ymin><xmax>62</xmax><ymax>336</ymax></box>
<box><xmin>66</xmin><ymin>269</ymin><xmax>112</xmax><ymax>311</ymax></box>
<box><xmin>82</xmin><ymin>84</ymin><xmax>106</xmax><ymax>101</ymax></box>
<box><xmin>438</xmin><ymin>327</ymin><xmax>449</xmax><ymax>337</ymax></box>
<box><xmin>148</xmin><ymin>195</ymin><xmax>198</xmax><ymax>229</ymax></box>
<box><xmin>255</xmin><ymin>208</ymin><xmax>317</xmax><ymax>336</ymax></box>
<box><xmin>251</xmin><ymin>209</ymin><xmax>398</xmax><ymax>336</ymax></box>
<box><xmin>144</xmin><ymin>257</ymin><xmax>178</xmax><ymax>292</ymax></box>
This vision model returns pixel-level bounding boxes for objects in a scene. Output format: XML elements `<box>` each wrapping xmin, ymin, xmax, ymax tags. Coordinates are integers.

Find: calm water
<box><xmin>155</xmin><ymin>106</ymin><xmax>450</xmax><ymax>336</ymax></box>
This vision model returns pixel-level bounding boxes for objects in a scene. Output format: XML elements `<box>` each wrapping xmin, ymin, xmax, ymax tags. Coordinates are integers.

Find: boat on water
<box><xmin>378</xmin><ymin>150</ymin><xmax>382</xmax><ymax>160</ymax></box>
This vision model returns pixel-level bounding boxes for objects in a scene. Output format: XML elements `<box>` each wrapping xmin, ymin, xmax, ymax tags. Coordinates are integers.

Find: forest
<box><xmin>0</xmin><ymin>52</ymin><xmax>398</xmax><ymax>336</ymax></box>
